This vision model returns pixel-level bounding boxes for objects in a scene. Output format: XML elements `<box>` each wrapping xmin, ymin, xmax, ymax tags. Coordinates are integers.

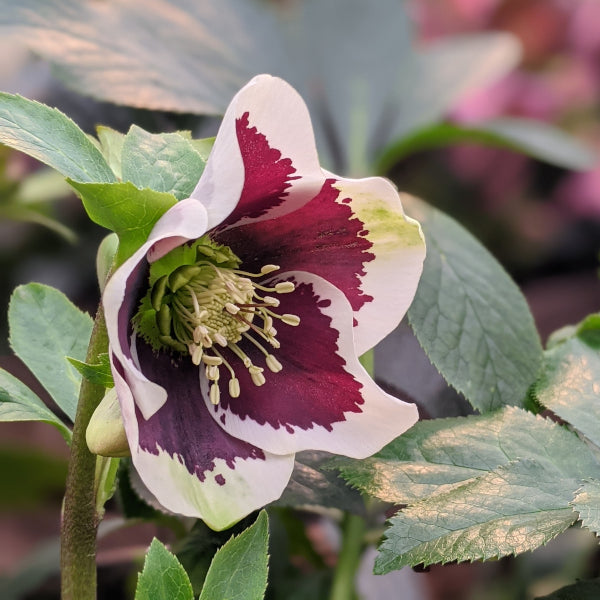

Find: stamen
<box><xmin>281</xmin><ymin>314</ymin><xmax>301</xmax><ymax>326</ymax></box>
<box><xmin>202</xmin><ymin>354</ymin><xmax>222</xmax><ymax>366</ymax></box>
<box><xmin>274</xmin><ymin>282</ymin><xmax>295</xmax><ymax>294</ymax></box>
<box><xmin>210</xmin><ymin>383</ymin><xmax>220</xmax><ymax>405</ymax></box>
<box><xmin>265</xmin><ymin>354</ymin><xmax>283</xmax><ymax>373</ymax></box>
<box><xmin>139</xmin><ymin>237</ymin><xmax>298</xmax><ymax>399</ymax></box>
<box><xmin>249</xmin><ymin>366</ymin><xmax>266</xmax><ymax>387</ymax></box>
<box><xmin>229</xmin><ymin>378</ymin><xmax>240</xmax><ymax>398</ymax></box>
<box><xmin>260</xmin><ymin>264</ymin><xmax>280</xmax><ymax>274</ymax></box>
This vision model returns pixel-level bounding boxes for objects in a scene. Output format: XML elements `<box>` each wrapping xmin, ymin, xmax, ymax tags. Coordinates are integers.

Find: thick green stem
<box><xmin>61</xmin><ymin>308</ymin><xmax>108</xmax><ymax>600</ymax></box>
<box><xmin>329</xmin><ymin>514</ymin><xmax>366</xmax><ymax>600</ymax></box>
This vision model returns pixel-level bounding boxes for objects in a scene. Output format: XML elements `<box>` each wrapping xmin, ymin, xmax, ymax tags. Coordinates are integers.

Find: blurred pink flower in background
<box><xmin>410</xmin><ymin>0</ymin><xmax>600</xmax><ymax>220</ymax></box>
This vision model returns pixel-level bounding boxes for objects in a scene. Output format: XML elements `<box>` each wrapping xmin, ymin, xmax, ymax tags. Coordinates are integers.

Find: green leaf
<box><xmin>571</xmin><ymin>479</ymin><xmax>600</xmax><ymax>537</ymax></box>
<box><xmin>96</xmin><ymin>126</ymin><xmax>125</xmax><ymax>180</ymax></box>
<box><xmin>0</xmin><ymin>1</ymin><xmax>518</xmax><ymax>175</ymax></box>
<box><xmin>0</xmin><ymin>0</ymin><xmax>282</xmax><ymax>115</ymax></box>
<box><xmin>535</xmin><ymin>578</ymin><xmax>600</xmax><ymax>600</ymax></box>
<box><xmin>121</xmin><ymin>126</ymin><xmax>206</xmax><ymax>200</ymax></box>
<box><xmin>406</xmin><ymin>198</ymin><xmax>543</xmax><ymax>412</ymax></box>
<box><xmin>377</xmin><ymin>119</ymin><xmax>597</xmax><ymax>173</ymax></box>
<box><xmin>67</xmin><ymin>354</ymin><xmax>114</xmax><ymax>388</ymax></box>
<box><xmin>0</xmin><ymin>368</ymin><xmax>71</xmax><ymax>442</ymax></box>
<box><xmin>199</xmin><ymin>510</ymin><xmax>269</xmax><ymax>600</ymax></box>
<box><xmin>0</xmin><ymin>92</ymin><xmax>116</xmax><ymax>182</ymax></box>
<box><xmin>276</xmin><ymin>451</ymin><xmax>365</xmax><ymax>515</ymax></box>
<box><xmin>176</xmin><ymin>516</ymin><xmax>259</xmax><ymax>596</ymax></box>
<box><xmin>335</xmin><ymin>407</ymin><xmax>600</xmax><ymax>505</ymax></box>
<box><xmin>135</xmin><ymin>538</ymin><xmax>194</xmax><ymax>600</ymax></box>
<box><xmin>375</xmin><ymin>458</ymin><xmax>580</xmax><ymax>573</ymax></box>
<box><xmin>8</xmin><ymin>283</ymin><xmax>93</xmax><ymax>422</ymax></box>
<box><xmin>535</xmin><ymin>314</ymin><xmax>600</xmax><ymax>447</ymax></box>
<box><xmin>68</xmin><ymin>180</ymin><xmax>177</xmax><ymax>264</ymax></box>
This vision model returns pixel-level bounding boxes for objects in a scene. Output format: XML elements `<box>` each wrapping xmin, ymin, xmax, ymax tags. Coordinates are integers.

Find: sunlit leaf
<box><xmin>375</xmin><ymin>458</ymin><xmax>580</xmax><ymax>573</ymax></box>
<box><xmin>535</xmin><ymin>314</ymin><xmax>600</xmax><ymax>447</ymax></box>
<box><xmin>335</xmin><ymin>407</ymin><xmax>600</xmax><ymax>505</ymax></box>
<box><xmin>572</xmin><ymin>479</ymin><xmax>600</xmax><ymax>537</ymax></box>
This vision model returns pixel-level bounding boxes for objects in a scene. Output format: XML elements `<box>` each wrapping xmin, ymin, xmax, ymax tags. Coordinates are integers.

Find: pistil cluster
<box><xmin>135</xmin><ymin>238</ymin><xmax>300</xmax><ymax>404</ymax></box>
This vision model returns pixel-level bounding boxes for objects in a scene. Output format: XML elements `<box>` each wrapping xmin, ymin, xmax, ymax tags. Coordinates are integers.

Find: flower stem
<box><xmin>329</xmin><ymin>513</ymin><xmax>366</xmax><ymax>600</ymax></box>
<box><xmin>61</xmin><ymin>307</ymin><xmax>108</xmax><ymax>600</ymax></box>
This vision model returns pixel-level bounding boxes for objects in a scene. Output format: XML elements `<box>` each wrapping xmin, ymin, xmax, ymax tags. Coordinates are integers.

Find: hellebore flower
<box><xmin>102</xmin><ymin>74</ymin><xmax>426</xmax><ymax>530</ymax></box>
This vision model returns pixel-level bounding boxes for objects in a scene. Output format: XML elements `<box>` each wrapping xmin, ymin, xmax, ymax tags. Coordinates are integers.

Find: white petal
<box><xmin>204</xmin><ymin>272</ymin><xmax>419</xmax><ymax>459</ymax></box>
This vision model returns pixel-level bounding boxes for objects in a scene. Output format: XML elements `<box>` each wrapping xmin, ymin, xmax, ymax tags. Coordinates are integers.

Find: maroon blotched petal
<box><xmin>213</xmin><ymin>179</ymin><xmax>375</xmax><ymax>315</ymax></box>
<box><xmin>205</xmin><ymin>272</ymin><xmax>419</xmax><ymax>458</ymax></box>
<box><xmin>189</xmin><ymin>75</ymin><xmax>325</xmax><ymax>232</ymax></box>
<box><xmin>103</xmin><ymin>198</ymin><xmax>210</xmax><ymax>419</ymax></box>
<box><xmin>214</xmin><ymin>176</ymin><xmax>425</xmax><ymax>355</ymax></box>
<box><xmin>113</xmin><ymin>344</ymin><xmax>294</xmax><ymax>530</ymax></box>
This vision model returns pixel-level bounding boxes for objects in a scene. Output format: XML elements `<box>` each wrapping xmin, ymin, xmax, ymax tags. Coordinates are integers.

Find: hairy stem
<box><xmin>60</xmin><ymin>308</ymin><xmax>108</xmax><ymax>600</ymax></box>
<box><xmin>329</xmin><ymin>513</ymin><xmax>366</xmax><ymax>600</ymax></box>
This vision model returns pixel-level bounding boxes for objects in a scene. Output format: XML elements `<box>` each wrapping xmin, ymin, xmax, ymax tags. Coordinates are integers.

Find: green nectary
<box><xmin>133</xmin><ymin>236</ymin><xmax>299</xmax><ymax>404</ymax></box>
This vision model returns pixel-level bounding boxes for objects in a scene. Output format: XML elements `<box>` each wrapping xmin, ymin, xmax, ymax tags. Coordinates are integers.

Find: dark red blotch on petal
<box><xmin>217</xmin><ymin>280</ymin><xmax>364</xmax><ymax>431</ymax></box>
<box><xmin>219</xmin><ymin>112</ymin><xmax>300</xmax><ymax>228</ymax></box>
<box><xmin>131</xmin><ymin>345</ymin><xmax>265</xmax><ymax>482</ymax></box>
<box><xmin>215</xmin><ymin>179</ymin><xmax>374</xmax><ymax>313</ymax></box>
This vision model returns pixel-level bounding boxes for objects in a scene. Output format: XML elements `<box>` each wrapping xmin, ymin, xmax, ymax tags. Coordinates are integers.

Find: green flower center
<box><xmin>134</xmin><ymin>236</ymin><xmax>300</xmax><ymax>404</ymax></box>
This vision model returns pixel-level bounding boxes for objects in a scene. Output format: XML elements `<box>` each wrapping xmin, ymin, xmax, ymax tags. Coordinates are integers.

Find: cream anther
<box><xmin>260</xmin><ymin>264</ymin><xmax>280</xmax><ymax>274</ymax></box>
<box><xmin>274</xmin><ymin>282</ymin><xmax>295</xmax><ymax>294</ymax></box>
<box><xmin>191</xmin><ymin>345</ymin><xmax>203</xmax><ymax>366</ymax></box>
<box><xmin>249</xmin><ymin>366</ymin><xmax>266</xmax><ymax>387</ymax></box>
<box><xmin>263</xmin><ymin>296</ymin><xmax>280</xmax><ymax>307</ymax></box>
<box><xmin>229</xmin><ymin>377</ymin><xmax>240</xmax><ymax>398</ymax></box>
<box><xmin>266</xmin><ymin>354</ymin><xmax>283</xmax><ymax>373</ymax></box>
<box><xmin>225</xmin><ymin>302</ymin><xmax>240</xmax><ymax>314</ymax></box>
<box><xmin>207</xmin><ymin>364</ymin><xmax>220</xmax><ymax>380</ymax></box>
<box><xmin>281</xmin><ymin>314</ymin><xmax>301</xmax><ymax>326</ymax></box>
<box><xmin>202</xmin><ymin>355</ymin><xmax>223</xmax><ymax>366</ymax></box>
<box><xmin>210</xmin><ymin>384</ymin><xmax>220</xmax><ymax>405</ymax></box>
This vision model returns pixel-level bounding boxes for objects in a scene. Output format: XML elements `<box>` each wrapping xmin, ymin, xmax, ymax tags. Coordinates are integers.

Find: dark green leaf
<box><xmin>0</xmin><ymin>92</ymin><xmax>115</xmax><ymax>182</ymax></box>
<box><xmin>276</xmin><ymin>451</ymin><xmax>365</xmax><ymax>515</ymax></box>
<box><xmin>68</xmin><ymin>180</ymin><xmax>177</xmax><ymax>264</ymax></box>
<box><xmin>535</xmin><ymin>314</ymin><xmax>600</xmax><ymax>447</ymax></box>
<box><xmin>67</xmin><ymin>354</ymin><xmax>114</xmax><ymax>388</ymax></box>
<box><xmin>335</xmin><ymin>407</ymin><xmax>600</xmax><ymax>505</ymax></box>
<box><xmin>135</xmin><ymin>538</ymin><xmax>194</xmax><ymax>600</ymax></box>
<box><xmin>8</xmin><ymin>283</ymin><xmax>93</xmax><ymax>422</ymax></box>
<box><xmin>572</xmin><ymin>479</ymin><xmax>600</xmax><ymax>537</ymax></box>
<box><xmin>377</xmin><ymin>119</ymin><xmax>597</xmax><ymax>173</ymax></box>
<box><xmin>535</xmin><ymin>578</ymin><xmax>600</xmax><ymax>600</ymax></box>
<box><xmin>121</xmin><ymin>126</ymin><xmax>206</xmax><ymax>200</ymax></box>
<box><xmin>0</xmin><ymin>368</ymin><xmax>70</xmax><ymax>441</ymax></box>
<box><xmin>199</xmin><ymin>511</ymin><xmax>269</xmax><ymax>600</ymax></box>
<box><xmin>375</xmin><ymin>459</ymin><xmax>579</xmax><ymax>573</ymax></box>
<box><xmin>406</xmin><ymin>198</ymin><xmax>543</xmax><ymax>412</ymax></box>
